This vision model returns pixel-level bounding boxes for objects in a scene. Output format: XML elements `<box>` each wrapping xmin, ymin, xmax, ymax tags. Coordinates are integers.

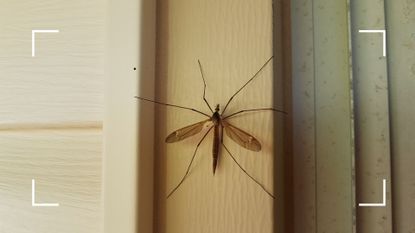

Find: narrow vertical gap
<box><xmin>272</xmin><ymin>1</ymin><xmax>281</xmax><ymax>232</ymax></box>
<box><xmin>282</xmin><ymin>0</ymin><xmax>294</xmax><ymax>232</ymax></box>
<box><xmin>152</xmin><ymin>0</ymin><xmax>163</xmax><ymax>232</ymax></box>
<box><xmin>311</xmin><ymin>0</ymin><xmax>318</xmax><ymax>232</ymax></box>
<box><xmin>349</xmin><ymin>2</ymin><xmax>362</xmax><ymax>232</ymax></box>
<box><xmin>383</xmin><ymin>0</ymin><xmax>396</xmax><ymax>232</ymax></box>
<box><xmin>273</xmin><ymin>0</ymin><xmax>294</xmax><ymax>232</ymax></box>
<box><xmin>345</xmin><ymin>0</ymin><xmax>357</xmax><ymax>232</ymax></box>
<box><xmin>136</xmin><ymin>0</ymin><xmax>157</xmax><ymax>232</ymax></box>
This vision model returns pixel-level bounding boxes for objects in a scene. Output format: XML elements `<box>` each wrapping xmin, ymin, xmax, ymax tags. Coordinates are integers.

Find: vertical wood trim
<box><xmin>105</xmin><ymin>0</ymin><xmax>156</xmax><ymax>233</ymax></box>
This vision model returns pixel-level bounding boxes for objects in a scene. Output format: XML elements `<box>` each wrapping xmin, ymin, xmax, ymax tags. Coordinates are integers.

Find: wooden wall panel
<box><xmin>0</xmin><ymin>0</ymin><xmax>105</xmax><ymax>232</ymax></box>
<box><xmin>0</xmin><ymin>0</ymin><xmax>105</xmax><ymax>123</ymax></box>
<box><xmin>0</xmin><ymin>130</ymin><xmax>102</xmax><ymax>233</ymax></box>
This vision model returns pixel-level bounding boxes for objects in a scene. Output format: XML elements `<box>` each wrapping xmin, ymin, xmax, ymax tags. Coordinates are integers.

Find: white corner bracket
<box><xmin>358</xmin><ymin>179</ymin><xmax>387</xmax><ymax>207</ymax></box>
<box><xmin>32</xmin><ymin>179</ymin><xmax>60</xmax><ymax>207</ymax></box>
<box><xmin>358</xmin><ymin>29</ymin><xmax>387</xmax><ymax>57</ymax></box>
<box><xmin>31</xmin><ymin>29</ymin><xmax>60</xmax><ymax>57</ymax></box>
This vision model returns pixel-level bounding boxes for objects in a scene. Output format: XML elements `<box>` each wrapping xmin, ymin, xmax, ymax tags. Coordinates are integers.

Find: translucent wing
<box><xmin>165</xmin><ymin>120</ymin><xmax>210</xmax><ymax>143</ymax></box>
<box><xmin>222</xmin><ymin>121</ymin><xmax>261</xmax><ymax>151</ymax></box>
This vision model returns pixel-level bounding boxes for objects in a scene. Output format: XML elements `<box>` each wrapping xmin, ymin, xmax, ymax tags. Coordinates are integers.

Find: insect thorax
<box><xmin>212</xmin><ymin>109</ymin><xmax>221</xmax><ymax>125</ymax></box>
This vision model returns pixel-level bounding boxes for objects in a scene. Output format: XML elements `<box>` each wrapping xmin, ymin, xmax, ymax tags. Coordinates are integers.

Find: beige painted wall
<box><xmin>153</xmin><ymin>0</ymin><xmax>279</xmax><ymax>232</ymax></box>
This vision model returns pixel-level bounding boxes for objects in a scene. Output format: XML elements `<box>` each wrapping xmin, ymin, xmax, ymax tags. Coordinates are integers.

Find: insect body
<box><xmin>136</xmin><ymin>56</ymin><xmax>286</xmax><ymax>198</ymax></box>
<box><xmin>211</xmin><ymin>104</ymin><xmax>222</xmax><ymax>175</ymax></box>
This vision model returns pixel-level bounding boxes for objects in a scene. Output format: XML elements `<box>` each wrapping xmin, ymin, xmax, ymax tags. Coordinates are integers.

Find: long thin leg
<box><xmin>198</xmin><ymin>60</ymin><xmax>214</xmax><ymax>113</ymax></box>
<box><xmin>222</xmin><ymin>142</ymin><xmax>275</xmax><ymax>199</ymax></box>
<box><xmin>221</xmin><ymin>56</ymin><xmax>274</xmax><ymax>115</ymax></box>
<box><xmin>135</xmin><ymin>96</ymin><xmax>210</xmax><ymax>118</ymax></box>
<box><xmin>167</xmin><ymin>126</ymin><xmax>214</xmax><ymax>198</ymax></box>
<box><xmin>223</xmin><ymin>107</ymin><xmax>287</xmax><ymax>120</ymax></box>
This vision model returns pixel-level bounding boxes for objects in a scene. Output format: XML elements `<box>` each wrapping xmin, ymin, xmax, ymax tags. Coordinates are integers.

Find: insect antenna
<box><xmin>222</xmin><ymin>142</ymin><xmax>275</xmax><ymax>199</ymax></box>
<box><xmin>221</xmin><ymin>56</ymin><xmax>274</xmax><ymax>115</ymax></box>
<box><xmin>197</xmin><ymin>59</ymin><xmax>214</xmax><ymax>113</ymax></box>
<box><xmin>134</xmin><ymin>96</ymin><xmax>210</xmax><ymax>118</ymax></box>
<box><xmin>167</xmin><ymin>126</ymin><xmax>214</xmax><ymax>198</ymax></box>
<box><xmin>223</xmin><ymin>107</ymin><xmax>287</xmax><ymax>120</ymax></box>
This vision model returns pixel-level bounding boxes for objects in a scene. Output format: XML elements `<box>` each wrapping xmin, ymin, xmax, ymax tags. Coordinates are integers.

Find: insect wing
<box><xmin>222</xmin><ymin>121</ymin><xmax>261</xmax><ymax>151</ymax></box>
<box><xmin>165</xmin><ymin>120</ymin><xmax>210</xmax><ymax>143</ymax></box>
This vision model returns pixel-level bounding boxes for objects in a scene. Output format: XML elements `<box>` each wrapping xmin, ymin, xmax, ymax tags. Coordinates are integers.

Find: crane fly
<box><xmin>135</xmin><ymin>56</ymin><xmax>286</xmax><ymax>199</ymax></box>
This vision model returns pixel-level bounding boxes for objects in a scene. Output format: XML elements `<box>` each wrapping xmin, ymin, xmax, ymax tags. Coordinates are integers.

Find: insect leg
<box><xmin>135</xmin><ymin>96</ymin><xmax>210</xmax><ymax>118</ymax></box>
<box><xmin>223</xmin><ymin>107</ymin><xmax>287</xmax><ymax>120</ymax></box>
<box><xmin>167</xmin><ymin>126</ymin><xmax>214</xmax><ymax>198</ymax></box>
<box><xmin>221</xmin><ymin>56</ymin><xmax>274</xmax><ymax>115</ymax></box>
<box><xmin>221</xmin><ymin>142</ymin><xmax>275</xmax><ymax>199</ymax></box>
<box><xmin>197</xmin><ymin>60</ymin><xmax>214</xmax><ymax>113</ymax></box>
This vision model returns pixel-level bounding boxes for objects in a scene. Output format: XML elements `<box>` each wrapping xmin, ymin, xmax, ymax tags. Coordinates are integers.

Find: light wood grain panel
<box><xmin>154</xmin><ymin>0</ymin><xmax>276</xmax><ymax>232</ymax></box>
<box><xmin>350</xmin><ymin>1</ymin><xmax>393</xmax><ymax>232</ymax></box>
<box><xmin>0</xmin><ymin>129</ymin><xmax>102</xmax><ymax>233</ymax></box>
<box><xmin>0</xmin><ymin>0</ymin><xmax>105</xmax><ymax>124</ymax></box>
<box><xmin>0</xmin><ymin>0</ymin><xmax>105</xmax><ymax>232</ymax></box>
<box><xmin>385</xmin><ymin>0</ymin><xmax>415</xmax><ymax>232</ymax></box>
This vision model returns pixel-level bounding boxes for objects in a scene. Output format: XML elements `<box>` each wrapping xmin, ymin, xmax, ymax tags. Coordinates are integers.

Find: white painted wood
<box><xmin>154</xmin><ymin>0</ymin><xmax>276</xmax><ymax>232</ymax></box>
<box><xmin>104</xmin><ymin>0</ymin><xmax>156</xmax><ymax>233</ymax></box>
<box><xmin>350</xmin><ymin>1</ymin><xmax>393</xmax><ymax>232</ymax></box>
<box><xmin>385</xmin><ymin>0</ymin><xmax>415</xmax><ymax>232</ymax></box>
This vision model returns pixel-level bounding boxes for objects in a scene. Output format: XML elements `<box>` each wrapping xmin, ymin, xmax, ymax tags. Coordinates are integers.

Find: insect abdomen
<box><xmin>212</xmin><ymin>124</ymin><xmax>221</xmax><ymax>175</ymax></box>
